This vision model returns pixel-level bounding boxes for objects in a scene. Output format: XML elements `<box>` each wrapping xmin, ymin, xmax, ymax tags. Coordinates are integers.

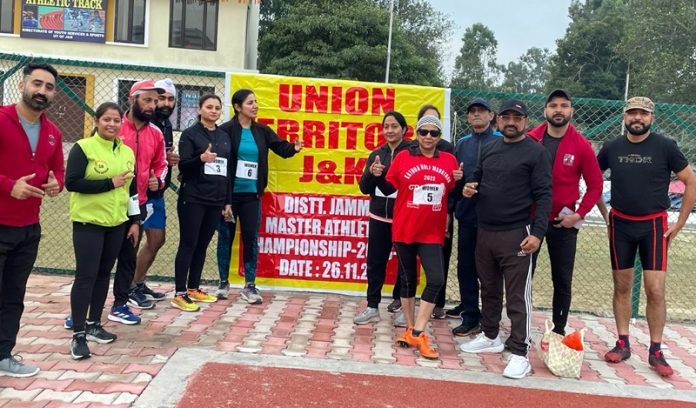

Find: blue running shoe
<box><xmin>64</xmin><ymin>315</ymin><xmax>73</xmax><ymax>330</ymax></box>
<box><xmin>107</xmin><ymin>305</ymin><xmax>141</xmax><ymax>325</ymax></box>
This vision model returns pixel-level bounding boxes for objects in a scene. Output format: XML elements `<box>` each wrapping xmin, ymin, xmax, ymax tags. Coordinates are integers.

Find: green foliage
<box><xmin>449</xmin><ymin>23</ymin><xmax>501</xmax><ymax>89</ymax></box>
<box><xmin>616</xmin><ymin>0</ymin><xmax>696</xmax><ymax>104</ymax></box>
<box><xmin>257</xmin><ymin>0</ymin><xmax>447</xmax><ymax>86</ymax></box>
<box><xmin>500</xmin><ymin>47</ymin><xmax>551</xmax><ymax>94</ymax></box>
<box><xmin>547</xmin><ymin>0</ymin><xmax>629</xmax><ymax>100</ymax></box>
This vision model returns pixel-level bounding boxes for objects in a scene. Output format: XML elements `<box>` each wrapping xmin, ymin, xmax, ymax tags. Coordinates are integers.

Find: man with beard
<box><xmin>597</xmin><ymin>97</ymin><xmax>696</xmax><ymax>377</ymax></box>
<box><xmin>129</xmin><ymin>79</ymin><xmax>180</xmax><ymax>306</ymax></box>
<box><xmin>526</xmin><ymin>89</ymin><xmax>603</xmax><ymax>335</ymax></box>
<box><xmin>0</xmin><ymin>63</ymin><xmax>64</xmax><ymax>377</ymax></box>
<box><xmin>448</xmin><ymin>97</ymin><xmax>500</xmax><ymax>337</ymax></box>
<box><xmin>108</xmin><ymin>80</ymin><xmax>167</xmax><ymax>324</ymax></box>
<box><xmin>459</xmin><ymin>100</ymin><xmax>551</xmax><ymax>379</ymax></box>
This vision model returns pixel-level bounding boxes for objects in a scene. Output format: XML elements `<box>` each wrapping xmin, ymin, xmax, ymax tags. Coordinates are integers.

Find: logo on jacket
<box><xmin>94</xmin><ymin>160</ymin><xmax>109</xmax><ymax>174</ymax></box>
<box><xmin>48</xmin><ymin>134</ymin><xmax>56</xmax><ymax>146</ymax></box>
<box><xmin>562</xmin><ymin>153</ymin><xmax>575</xmax><ymax>166</ymax></box>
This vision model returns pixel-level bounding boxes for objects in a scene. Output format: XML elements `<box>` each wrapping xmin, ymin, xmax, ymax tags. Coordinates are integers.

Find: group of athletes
<box><xmin>0</xmin><ymin>62</ymin><xmax>693</xmax><ymax>380</ymax></box>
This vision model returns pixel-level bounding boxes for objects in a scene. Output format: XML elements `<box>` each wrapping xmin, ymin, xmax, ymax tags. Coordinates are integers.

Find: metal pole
<box><xmin>385</xmin><ymin>0</ymin><xmax>394</xmax><ymax>83</ymax></box>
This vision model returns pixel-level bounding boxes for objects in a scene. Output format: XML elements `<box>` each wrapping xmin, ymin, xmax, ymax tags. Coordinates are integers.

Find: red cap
<box><xmin>129</xmin><ymin>79</ymin><xmax>165</xmax><ymax>97</ymax></box>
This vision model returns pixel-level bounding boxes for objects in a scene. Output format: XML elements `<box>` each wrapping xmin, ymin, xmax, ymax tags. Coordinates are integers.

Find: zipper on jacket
<box><xmin>385</xmin><ymin>149</ymin><xmax>394</xmax><ymax>220</ymax></box>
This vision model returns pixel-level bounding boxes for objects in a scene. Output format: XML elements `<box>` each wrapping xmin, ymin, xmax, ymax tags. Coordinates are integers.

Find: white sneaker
<box><xmin>353</xmin><ymin>307</ymin><xmax>380</xmax><ymax>324</ymax></box>
<box><xmin>459</xmin><ymin>332</ymin><xmax>504</xmax><ymax>353</ymax></box>
<box><xmin>503</xmin><ymin>354</ymin><xmax>531</xmax><ymax>379</ymax></box>
<box><xmin>393</xmin><ymin>312</ymin><xmax>407</xmax><ymax>328</ymax></box>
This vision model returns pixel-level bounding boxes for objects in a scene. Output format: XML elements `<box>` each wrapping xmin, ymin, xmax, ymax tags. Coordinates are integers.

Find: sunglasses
<box><xmin>417</xmin><ymin>129</ymin><xmax>442</xmax><ymax>138</ymax></box>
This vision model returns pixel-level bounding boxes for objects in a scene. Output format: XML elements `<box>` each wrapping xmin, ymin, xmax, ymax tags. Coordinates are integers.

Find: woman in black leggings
<box><xmin>66</xmin><ymin>102</ymin><xmax>139</xmax><ymax>360</ymax></box>
<box><xmin>172</xmin><ymin>94</ymin><xmax>232</xmax><ymax>312</ymax></box>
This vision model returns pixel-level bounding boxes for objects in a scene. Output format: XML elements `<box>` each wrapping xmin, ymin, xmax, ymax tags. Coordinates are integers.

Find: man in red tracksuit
<box><xmin>527</xmin><ymin>89</ymin><xmax>603</xmax><ymax>335</ymax></box>
<box><xmin>0</xmin><ymin>63</ymin><xmax>64</xmax><ymax>378</ymax></box>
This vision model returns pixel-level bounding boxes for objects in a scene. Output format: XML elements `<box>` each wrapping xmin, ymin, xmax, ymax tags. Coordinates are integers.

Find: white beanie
<box><xmin>154</xmin><ymin>78</ymin><xmax>177</xmax><ymax>97</ymax></box>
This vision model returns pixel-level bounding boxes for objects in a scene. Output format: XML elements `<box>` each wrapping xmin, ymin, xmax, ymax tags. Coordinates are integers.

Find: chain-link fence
<box><xmin>2</xmin><ymin>52</ymin><xmax>695</xmax><ymax>321</ymax></box>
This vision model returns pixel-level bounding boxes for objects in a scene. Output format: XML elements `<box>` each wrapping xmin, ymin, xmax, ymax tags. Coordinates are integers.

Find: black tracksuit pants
<box><xmin>0</xmin><ymin>224</ymin><xmax>41</xmax><ymax>359</ymax></box>
<box><xmin>455</xmin><ymin>223</ymin><xmax>481</xmax><ymax>325</ymax></box>
<box><xmin>113</xmin><ymin>219</ymin><xmax>141</xmax><ymax>307</ymax></box>
<box><xmin>365</xmin><ymin>218</ymin><xmax>400</xmax><ymax>308</ymax></box>
<box><xmin>477</xmin><ymin>226</ymin><xmax>533</xmax><ymax>357</ymax></box>
<box><xmin>434</xmin><ymin>213</ymin><xmax>454</xmax><ymax>308</ymax></box>
<box><xmin>532</xmin><ymin>222</ymin><xmax>578</xmax><ymax>335</ymax></box>
<box><xmin>71</xmin><ymin>222</ymin><xmax>126</xmax><ymax>332</ymax></box>
<box><xmin>175</xmin><ymin>200</ymin><xmax>221</xmax><ymax>293</ymax></box>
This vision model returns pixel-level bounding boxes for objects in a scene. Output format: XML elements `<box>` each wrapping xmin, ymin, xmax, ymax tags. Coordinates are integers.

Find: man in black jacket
<box><xmin>459</xmin><ymin>100</ymin><xmax>551</xmax><ymax>379</ymax></box>
<box><xmin>129</xmin><ymin>79</ymin><xmax>179</xmax><ymax>306</ymax></box>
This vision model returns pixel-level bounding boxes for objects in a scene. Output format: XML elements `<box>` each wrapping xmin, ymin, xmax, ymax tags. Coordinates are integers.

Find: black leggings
<box><xmin>174</xmin><ymin>200</ymin><xmax>221</xmax><ymax>293</ymax></box>
<box><xmin>71</xmin><ymin>222</ymin><xmax>126</xmax><ymax>332</ymax></box>
<box><xmin>365</xmin><ymin>218</ymin><xmax>400</xmax><ymax>308</ymax></box>
<box><xmin>394</xmin><ymin>242</ymin><xmax>444</xmax><ymax>303</ymax></box>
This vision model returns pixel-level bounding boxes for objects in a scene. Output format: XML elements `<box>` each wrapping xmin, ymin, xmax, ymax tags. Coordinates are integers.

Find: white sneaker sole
<box><xmin>503</xmin><ymin>365</ymin><xmax>532</xmax><ymax>379</ymax></box>
<box><xmin>107</xmin><ymin>314</ymin><xmax>141</xmax><ymax>325</ymax></box>
<box><xmin>354</xmin><ymin>316</ymin><xmax>381</xmax><ymax>325</ymax></box>
<box><xmin>127</xmin><ymin>299</ymin><xmax>155</xmax><ymax>309</ymax></box>
<box><xmin>460</xmin><ymin>343</ymin><xmax>504</xmax><ymax>354</ymax></box>
<box><xmin>71</xmin><ymin>350</ymin><xmax>91</xmax><ymax>360</ymax></box>
<box><xmin>0</xmin><ymin>367</ymin><xmax>40</xmax><ymax>378</ymax></box>
<box><xmin>240</xmin><ymin>293</ymin><xmax>262</xmax><ymax>304</ymax></box>
<box><xmin>86</xmin><ymin>334</ymin><xmax>116</xmax><ymax>344</ymax></box>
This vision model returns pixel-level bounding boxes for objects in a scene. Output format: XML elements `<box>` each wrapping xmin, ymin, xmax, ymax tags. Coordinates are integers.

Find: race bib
<box><xmin>127</xmin><ymin>194</ymin><xmax>141</xmax><ymax>216</ymax></box>
<box><xmin>236</xmin><ymin>160</ymin><xmax>258</xmax><ymax>180</ymax></box>
<box><xmin>412</xmin><ymin>184</ymin><xmax>444</xmax><ymax>205</ymax></box>
<box><xmin>204</xmin><ymin>158</ymin><xmax>228</xmax><ymax>177</ymax></box>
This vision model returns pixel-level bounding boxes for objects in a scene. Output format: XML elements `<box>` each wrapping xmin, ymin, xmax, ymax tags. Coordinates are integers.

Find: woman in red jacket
<box><xmin>386</xmin><ymin>115</ymin><xmax>461</xmax><ymax>359</ymax></box>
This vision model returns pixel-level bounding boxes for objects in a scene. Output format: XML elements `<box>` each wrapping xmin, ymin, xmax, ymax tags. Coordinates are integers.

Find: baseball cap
<box><xmin>624</xmin><ymin>96</ymin><xmax>654</xmax><ymax>113</ymax></box>
<box><xmin>498</xmin><ymin>99</ymin><xmax>528</xmax><ymax>117</ymax></box>
<box><xmin>129</xmin><ymin>79</ymin><xmax>165</xmax><ymax>97</ymax></box>
<box><xmin>546</xmin><ymin>89</ymin><xmax>572</xmax><ymax>104</ymax></box>
<box><xmin>416</xmin><ymin>115</ymin><xmax>442</xmax><ymax>130</ymax></box>
<box><xmin>155</xmin><ymin>78</ymin><xmax>177</xmax><ymax>97</ymax></box>
<box><xmin>466</xmin><ymin>97</ymin><xmax>493</xmax><ymax>112</ymax></box>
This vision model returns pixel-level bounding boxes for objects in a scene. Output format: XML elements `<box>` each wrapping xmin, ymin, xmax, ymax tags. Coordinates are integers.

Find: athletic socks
<box><xmin>412</xmin><ymin>329</ymin><xmax>422</xmax><ymax>337</ymax></box>
<box><xmin>619</xmin><ymin>334</ymin><xmax>630</xmax><ymax>348</ymax></box>
<box><xmin>649</xmin><ymin>342</ymin><xmax>661</xmax><ymax>354</ymax></box>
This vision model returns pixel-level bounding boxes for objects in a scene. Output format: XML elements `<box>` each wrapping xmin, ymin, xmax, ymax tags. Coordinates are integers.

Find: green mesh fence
<box><xmin>2</xmin><ymin>53</ymin><xmax>695</xmax><ymax>321</ymax></box>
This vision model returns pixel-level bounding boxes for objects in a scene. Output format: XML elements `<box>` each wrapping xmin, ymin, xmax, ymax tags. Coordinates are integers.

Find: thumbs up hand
<box><xmin>370</xmin><ymin>155</ymin><xmax>385</xmax><ymax>177</ymax></box>
<box><xmin>200</xmin><ymin>143</ymin><xmax>217</xmax><ymax>163</ymax></box>
<box><xmin>453</xmin><ymin>162</ymin><xmax>464</xmax><ymax>181</ymax></box>
<box><xmin>294</xmin><ymin>137</ymin><xmax>303</xmax><ymax>152</ymax></box>
<box><xmin>148</xmin><ymin>169</ymin><xmax>159</xmax><ymax>191</ymax></box>
<box><xmin>42</xmin><ymin>170</ymin><xmax>61</xmax><ymax>197</ymax></box>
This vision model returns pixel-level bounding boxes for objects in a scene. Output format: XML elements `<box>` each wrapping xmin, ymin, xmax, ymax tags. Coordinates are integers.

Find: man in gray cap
<box><xmin>597</xmin><ymin>96</ymin><xmax>696</xmax><ymax>377</ymax></box>
<box><xmin>129</xmin><ymin>78</ymin><xmax>180</xmax><ymax>306</ymax></box>
<box><xmin>460</xmin><ymin>99</ymin><xmax>552</xmax><ymax>379</ymax></box>
<box><xmin>447</xmin><ymin>97</ymin><xmax>500</xmax><ymax>338</ymax></box>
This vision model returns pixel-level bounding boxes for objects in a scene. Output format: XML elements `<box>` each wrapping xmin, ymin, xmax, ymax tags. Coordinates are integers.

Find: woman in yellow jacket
<box><xmin>65</xmin><ymin>102</ymin><xmax>140</xmax><ymax>360</ymax></box>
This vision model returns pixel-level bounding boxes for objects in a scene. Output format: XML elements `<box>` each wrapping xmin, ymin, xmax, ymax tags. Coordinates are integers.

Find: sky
<box><xmin>426</xmin><ymin>0</ymin><xmax>574</xmax><ymax>78</ymax></box>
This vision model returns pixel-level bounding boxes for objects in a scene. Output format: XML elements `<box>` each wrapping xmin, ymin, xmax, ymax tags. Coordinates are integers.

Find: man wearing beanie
<box><xmin>459</xmin><ymin>100</ymin><xmax>551</xmax><ymax>379</ymax></box>
<box><xmin>527</xmin><ymin>89</ymin><xmax>603</xmax><ymax>336</ymax></box>
<box><xmin>130</xmin><ymin>78</ymin><xmax>179</xmax><ymax>305</ymax></box>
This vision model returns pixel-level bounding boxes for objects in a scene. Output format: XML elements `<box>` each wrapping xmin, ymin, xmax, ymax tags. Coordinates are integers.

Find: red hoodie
<box><xmin>0</xmin><ymin>104</ymin><xmax>65</xmax><ymax>227</ymax></box>
<box><xmin>118</xmin><ymin>114</ymin><xmax>168</xmax><ymax>205</ymax></box>
<box><xmin>527</xmin><ymin>122</ymin><xmax>602</xmax><ymax>220</ymax></box>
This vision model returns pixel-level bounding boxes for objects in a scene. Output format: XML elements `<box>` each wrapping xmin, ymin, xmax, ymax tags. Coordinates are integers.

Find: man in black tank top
<box><xmin>597</xmin><ymin>97</ymin><xmax>696</xmax><ymax>377</ymax></box>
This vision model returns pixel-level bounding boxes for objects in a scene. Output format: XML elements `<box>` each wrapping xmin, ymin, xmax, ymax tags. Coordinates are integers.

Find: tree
<box><xmin>257</xmin><ymin>0</ymin><xmax>448</xmax><ymax>86</ymax></box>
<box><xmin>616</xmin><ymin>0</ymin><xmax>696</xmax><ymax>104</ymax></box>
<box><xmin>546</xmin><ymin>0</ymin><xmax>629</xmax><ymax>99</ymax></box>
<box><xmin>500</xmin><ymin>47</ymin><xmax>551</xmax><ymax>94</ymax></box>
<box><xmin>449</xmin><ymin>23</ymin><xmax>502</xmax><ymax>90</ymax></box>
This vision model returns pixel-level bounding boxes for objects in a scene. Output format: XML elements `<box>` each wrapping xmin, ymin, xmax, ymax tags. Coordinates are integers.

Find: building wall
<box><xmin>0</xmin><ymin>0</ymin><xmax>250</xmax><ymax>71</ymax></box>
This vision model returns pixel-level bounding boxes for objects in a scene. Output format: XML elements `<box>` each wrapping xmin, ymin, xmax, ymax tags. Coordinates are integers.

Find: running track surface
<box><xmin>177</xmin><ymin>362</ymin><xmax>696</xmax><ymax>408</ymax></box>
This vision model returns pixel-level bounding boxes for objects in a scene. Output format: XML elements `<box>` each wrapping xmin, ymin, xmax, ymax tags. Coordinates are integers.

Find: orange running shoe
<box><xmin>414</xmin><ymin>332</ymin><xmax>439</xmax><ymax>360</ymax></box>
<box><xmin>396</xmin><ymin>326</ymin><xmax>419</xmax><ymax>348</ymax></box>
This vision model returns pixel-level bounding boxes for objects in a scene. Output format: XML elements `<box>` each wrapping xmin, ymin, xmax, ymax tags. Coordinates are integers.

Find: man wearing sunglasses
<box><xmin>459</xmin><ymin>100</ymin><xmax>551</xmax><ymax>379</ymax></box>
<box><xmin>526</xmin><ymin>89</ymin><xmax>603</xmax><ymax>336</ymax></box>
<box><xmin>448</xmin><ymin>98</ymin><xmax>501</xmax><ymax>337</ymax></box>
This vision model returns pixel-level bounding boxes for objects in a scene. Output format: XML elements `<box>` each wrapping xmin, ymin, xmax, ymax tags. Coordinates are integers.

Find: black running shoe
<box><xmin>71</xmin><ymin>332</ymin><xmax>91</xmax><ymax>360</ymax></box>
<box><xmin>445</xmin><ymin>305</ymin><xmax>465</xmax><ymax>319</ymax></box>
<box><xmin>648</xmin><ymin>350</ymin><xmax>674</xmax><ymax>377</ymax></box>
<box><xmin>387</xmin><ymin>299</ymin><xmax>401</xmax><ymax>313</ymax></box>
<box><xmin>140</xmin><ymin>283</ymin><xmax>166</xmax><ymax>301</ymax></box>
<box><xmin>604</xmin><ymin>340</ymin><xmax>631</xmax><ymax>363</ymax></box>
<box><xmin>452</xmin><ymin>322</ymin><xmax>482</xmax><ymax>337</ymax></box>
<box><xmin>86</xmin><ymin>323</ymin><xmax>117</xmax><ymax>344</ymax></box>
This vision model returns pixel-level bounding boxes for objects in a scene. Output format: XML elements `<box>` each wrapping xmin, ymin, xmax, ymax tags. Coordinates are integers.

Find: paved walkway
<box><xmin>1</xmin><ymin>273</ymin><xmax>696</xmax><ymax>407</ymax></box>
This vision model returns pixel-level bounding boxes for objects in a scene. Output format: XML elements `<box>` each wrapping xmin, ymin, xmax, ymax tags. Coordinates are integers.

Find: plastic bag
<box><xmin>537</xmin><ymin>320</ymin><xmax>586</xmax><ymax>378</ymax></box>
